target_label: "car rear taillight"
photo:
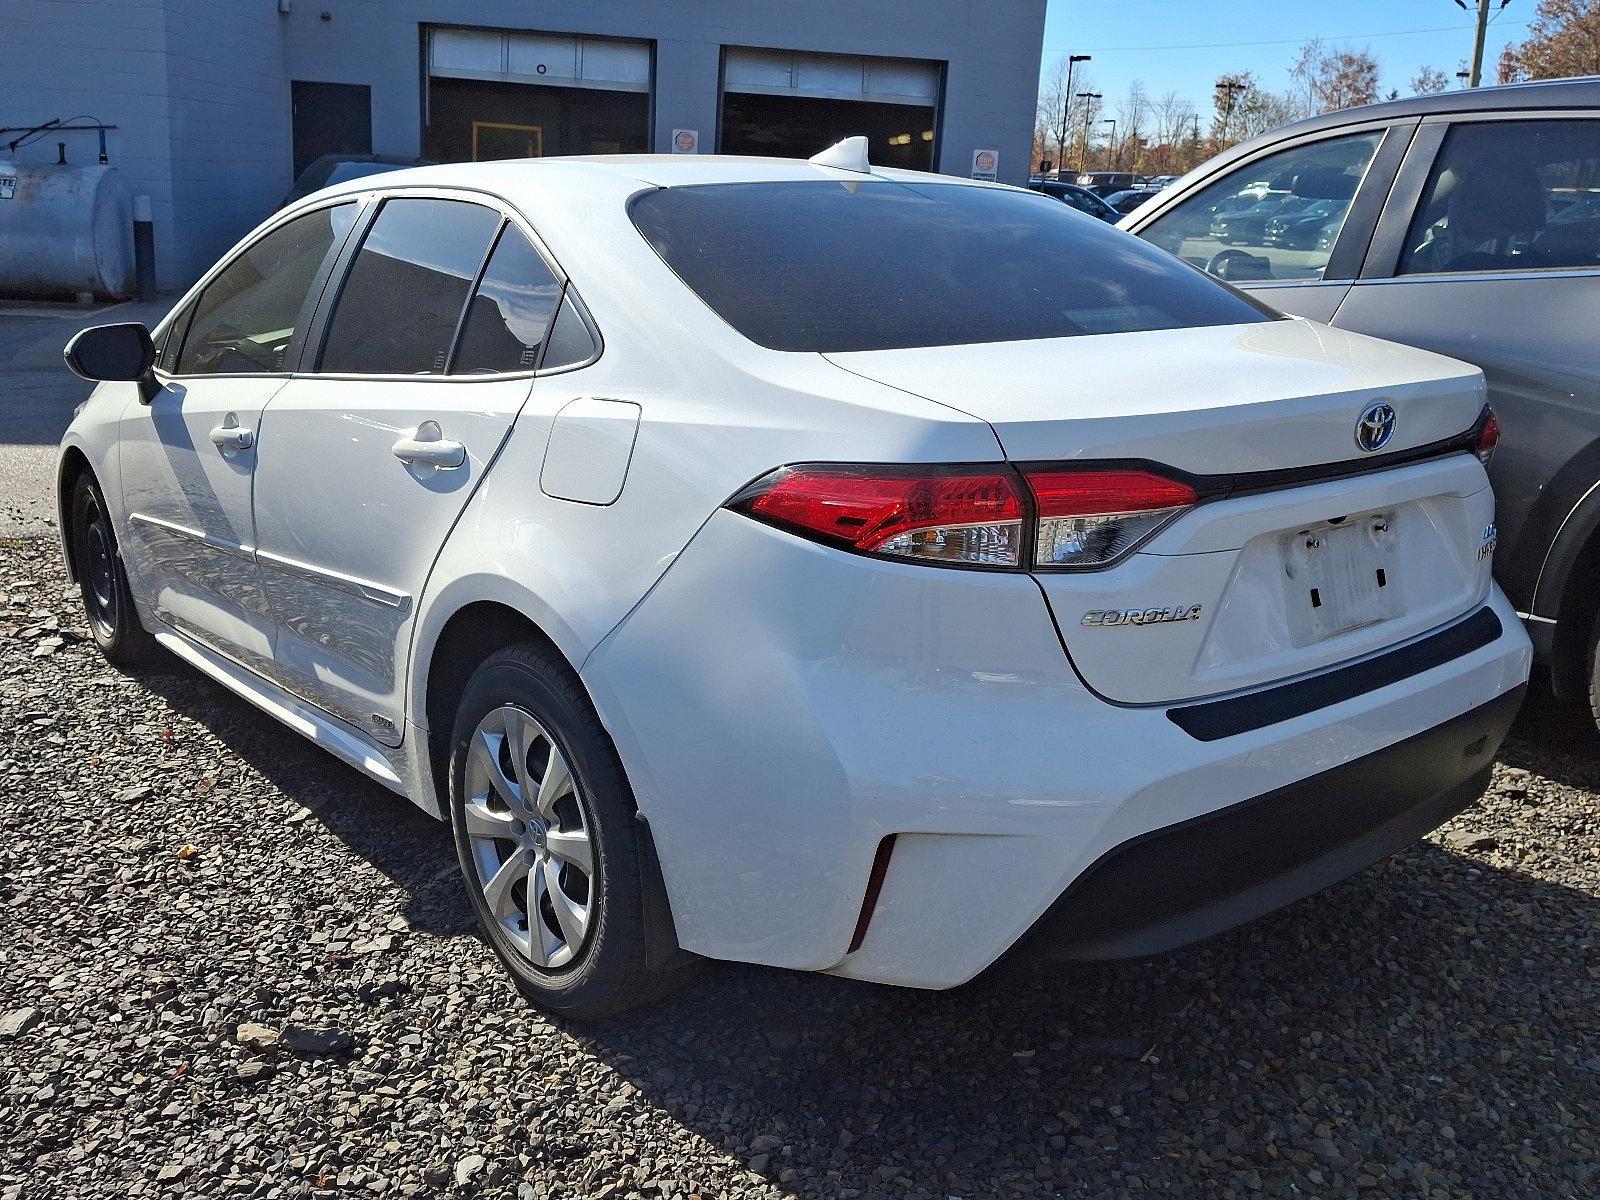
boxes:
[1476,409,1500,465]
[1024,468,1197,568]
[729,463,1198,570]
[729,464,1027,567]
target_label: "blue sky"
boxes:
[1039,0,1532,112]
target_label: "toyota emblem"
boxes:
[1355,401,1397,453]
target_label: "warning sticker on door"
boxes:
[0,176,16,200]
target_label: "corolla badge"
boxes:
[1082,604,1203,627]
[1355,401,1397,453]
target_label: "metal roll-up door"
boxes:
[720,47,942,170]
[424,27,652,161]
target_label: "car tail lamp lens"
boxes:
[1476,409,1501,465]
[731,465,1027,567]
[1025,469,1197,568]
[731,463,1198,570]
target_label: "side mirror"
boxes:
[64,323,159,402]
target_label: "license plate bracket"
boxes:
[1282,513,1403,646]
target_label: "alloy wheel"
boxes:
[462,705,595,969]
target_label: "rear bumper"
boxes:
[1010,684,1523,964]
[587,512,1532,990]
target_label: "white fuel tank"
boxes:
[0,162,134,298]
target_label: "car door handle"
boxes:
[392,423,466,470]
[209,423,254,451]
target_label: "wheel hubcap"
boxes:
[80,493,118,637]
[463,705,594,969]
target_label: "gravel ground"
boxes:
[1,535,1595,1200]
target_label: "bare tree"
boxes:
[1116,81,1150,172]
[1290,39,1381,114]
[1152,90,1197,174]
[1034,54,1071,174]
[1409,65,1452,95]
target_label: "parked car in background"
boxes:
[1263,199,1344,249]
[59,145,1528,1017]
[281,154,435,208]
[1103,187,1165,215]
[1211,194,1337,246]
[1027,179,1121,221]
[1121,78,1600,732]
[1075,170,1146,196]
[1145,174,1181,189]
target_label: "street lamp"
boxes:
[1055,54,1091,175]
[1102,118,1117,172]
[1075,91,1101,179]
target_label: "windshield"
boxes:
[630,180,1272,353]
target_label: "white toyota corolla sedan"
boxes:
[58,141,1531,1018]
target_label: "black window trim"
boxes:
[1359,108,1600,283]
[297,184,601,383]
[1122,116,1417,289]
[155,195,365,382]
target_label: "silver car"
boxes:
[1123,79,1600,732]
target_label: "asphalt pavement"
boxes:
[0,296,175,535]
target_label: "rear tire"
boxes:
[69,473,159,669]
[1585,606,1600,737]
[447,642,690,1020]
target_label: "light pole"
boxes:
[1055,54,1091,174]
[1102,118,1117,172]
[1075,91,1101,178]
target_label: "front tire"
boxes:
[447,643,686,1019]
[1586,607,1600,738]
[69,472,159,669]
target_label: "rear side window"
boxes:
[319,198,500,375]
[452,225,563,374]
[1399,119,1600,275]
[176,203,354,375]
[630,181,1270,352]
[540,293,598,370]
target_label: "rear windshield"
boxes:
[630,180,1272,352]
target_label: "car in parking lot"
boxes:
[1026,178,1120,221]
[1075,170,1146,196]
[1121,78,1600,734]
[1263,199,1344,249]
[1102,187,1165,215]
[58,142,1529,1018]
[280,153,434,208]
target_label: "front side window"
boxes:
[1137,131,1383,284]
[176,204,354,375]
[1399,120,1600,275]
[630,180,1271,353]
[451,225,563,374]
[319,198,501,375]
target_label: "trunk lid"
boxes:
[824,319,1484,472]
[826,319,1496,706]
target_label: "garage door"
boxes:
[425,27,652,161]
[720,47,942,170]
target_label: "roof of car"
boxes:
[1124,77,1600,223]
[1263,75,1600,139]
[309,154,1008,200]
